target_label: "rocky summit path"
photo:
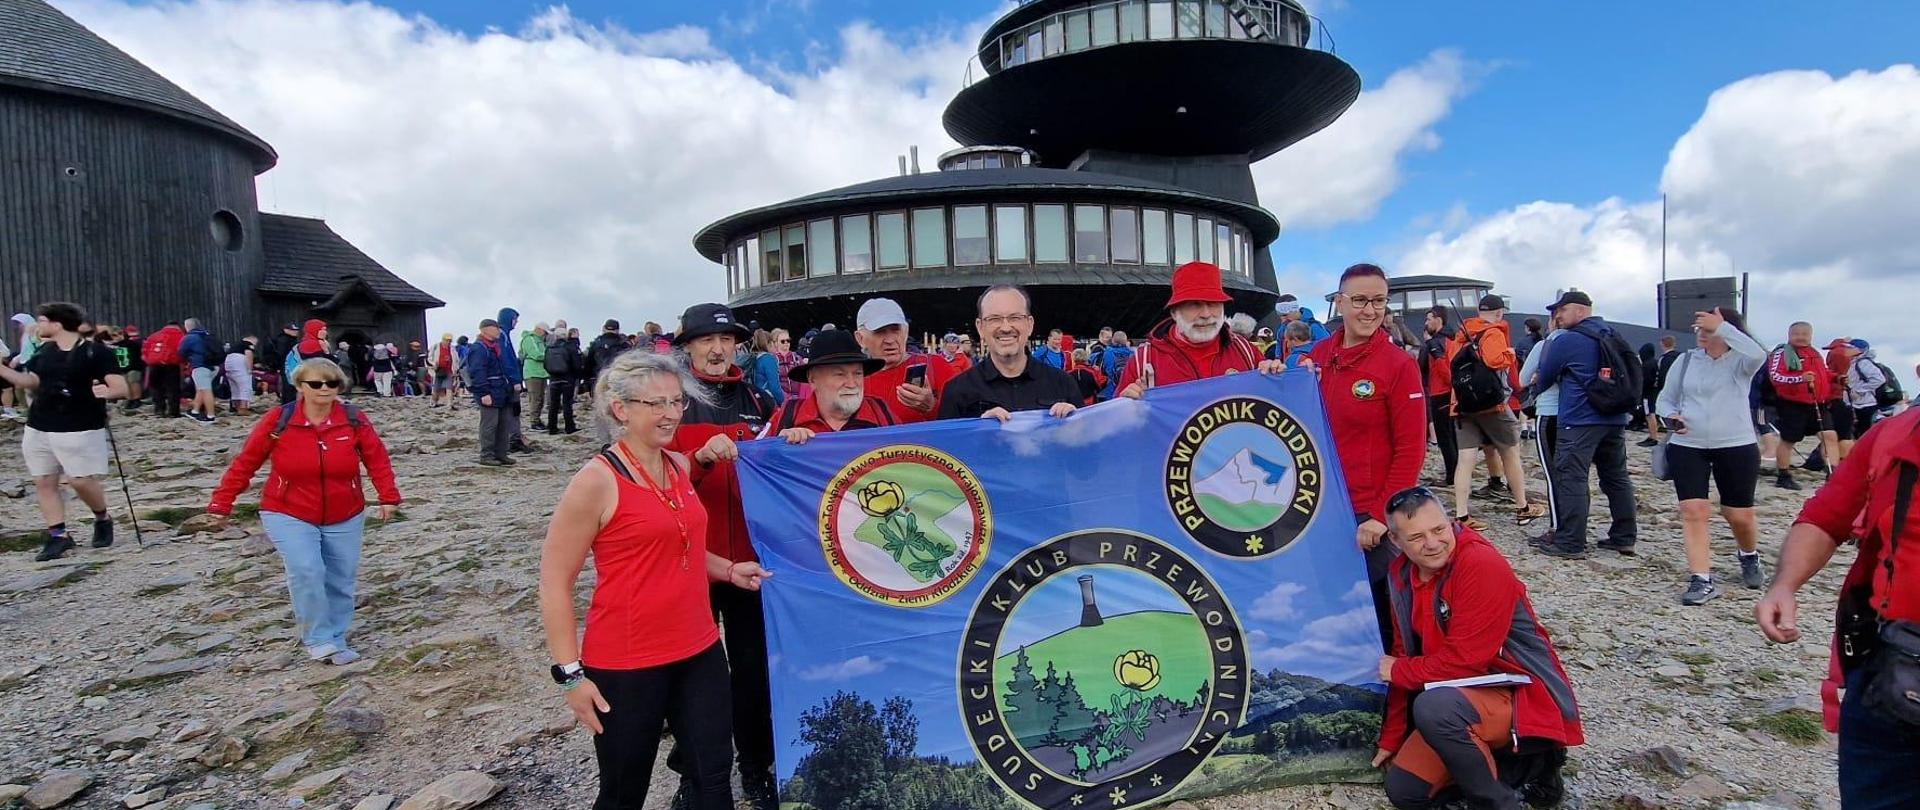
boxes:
[0,397,1844,809]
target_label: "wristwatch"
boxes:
[550,661,584,685]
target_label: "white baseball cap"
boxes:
[857,298,908,331]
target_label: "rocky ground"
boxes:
[0,396,1843,809]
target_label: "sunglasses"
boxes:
[1385,485,1439,514]
[300,379,344,390]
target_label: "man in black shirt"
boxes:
[938,285,1080,421]
[0,302,129,560]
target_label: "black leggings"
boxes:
[1666,443,1760,508]
[586,643,734,810]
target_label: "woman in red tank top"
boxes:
[538,350,770,810]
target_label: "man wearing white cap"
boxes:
[855,297,955,425]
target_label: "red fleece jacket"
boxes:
[1310,328,1427,525]
[207,403,401,525]
[1116,319,1259,393]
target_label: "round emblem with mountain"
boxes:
[820,445,990,608]
[1164,397,1325,558]
[959,531,1248,810]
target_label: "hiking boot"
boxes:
[477,457,505,467]
[1637,437,1660,448]
[35,535,74,562]
[531,421,546,431]
[1516,503,1548,526]
[1739,554,1767,589]
[496,454,517,466]
[1680,575,1719,606]
[1472,479,1508,499]
[510,440,534,454]
[1800,456,1828,473]
[1534,542,1587,560]
[1774,471,1801,491]
[1526,532,1553,548]
[1596,540,1637,556]
[91,519,113,549]
[741,768,778,810]
[1458,514,1489,532]
[1521,746,1568,808]
[189,412,215,425]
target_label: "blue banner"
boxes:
[738,372,1387,810]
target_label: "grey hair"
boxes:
[183,317,203,331]
[1385,486,1447,529]
[1284,320,1312,342]
[1229,313,1257,337]
[592,349,712,439]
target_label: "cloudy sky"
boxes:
[57,0,1920,382]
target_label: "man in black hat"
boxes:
[762,329,895,443]
[582,319,628,399]
[1532,290,1638,559]
[663,303,778,809]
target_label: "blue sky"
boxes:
[316,0,1920,281]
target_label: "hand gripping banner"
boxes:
[737,372,1387,810]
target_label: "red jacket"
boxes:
[1115,319,1260,393]
[1382,528,1584,753]
[1824,346,1851,403]
[1767,345,1832,404]
[867,355,956,425]
[1793,409,1920,728]
[294,319,329,359]
[760,393,897,437]
[668,368,771,564]
[141,325,184,366]
[207,403,402,525]
[1309,328,1427,526]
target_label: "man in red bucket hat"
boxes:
[1116,261,1282,398]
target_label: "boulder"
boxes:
[351,795,396,810]
[290,767,350,799]
[22,769,94,809]
[195,735,248,767]
[324,707,389,736]
[98,722,162,750]
[175,512,225,535]
[263,748,313,782]
[394,772,502,810]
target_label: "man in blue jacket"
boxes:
[1531,291,1637,558]
[495,307,531,452]
[178,317,221,424]
[465,318,515,466]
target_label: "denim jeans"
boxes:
[260,511,365,654]
[1840,663,1920,809]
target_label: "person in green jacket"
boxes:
[520,323,550,431]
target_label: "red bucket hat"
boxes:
[1166,261,1233,308]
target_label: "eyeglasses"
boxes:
[1344,295,1390,311]
[777,338,791,344]
[979,314,1032,328]
[300,379,344,390]
[626,397,687,411]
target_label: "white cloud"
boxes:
[797,654,889,682]
[1257,605,1381,684]
[57,0,1471,338]
[1250,581,1307,622]
[1253,50,1476,230]
[1395,65,1920,380]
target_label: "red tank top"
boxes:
[580,446,718,670]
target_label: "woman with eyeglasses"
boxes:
[205,358,401,665]
[539,349,771,809]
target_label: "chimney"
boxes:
[1078,575,1103,627]
[898,155,908,176]
[910,145,921,174]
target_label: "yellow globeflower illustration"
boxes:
[858,480,906,517]
[1113,649,1161,692]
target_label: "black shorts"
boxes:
[1667,443,1760,508]
[1774,401,1829,444]
[1853,406,1880,438]
[1828,400,1857,441]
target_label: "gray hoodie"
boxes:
[1655,323,1767,450]
[1845,351,1888,410]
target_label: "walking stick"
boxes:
[103,414,143,547]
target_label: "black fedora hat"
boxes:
[788,329,883,381]
[672,303,753,347]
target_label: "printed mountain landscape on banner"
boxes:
[739,374,1385,810]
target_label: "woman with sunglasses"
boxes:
[539,349,770,809]
[205,358,401,665]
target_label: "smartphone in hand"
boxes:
[906,364,928,387]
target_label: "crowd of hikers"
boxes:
[6,260,1916,809]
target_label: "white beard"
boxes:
[1174,313,1223,343]
[823,390,864,419]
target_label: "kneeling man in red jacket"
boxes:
[1375,486,1583,810]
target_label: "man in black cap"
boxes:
[582,318,628,399]
[664,303,778,809]
[1532,290,1638,559]
[762,329,895,442]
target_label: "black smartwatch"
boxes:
[550,661,584,685]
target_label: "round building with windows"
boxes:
[694,0,1360,335]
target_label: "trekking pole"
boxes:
[102,413,144,548]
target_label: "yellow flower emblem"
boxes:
[1113,649,1161,692]
[858,480,906,518]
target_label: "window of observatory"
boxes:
[1044,18,1064,56]
[211,210,245,252]
[1204,0,1228,38]
[1066,10,1091,52]
[1216,224,1232,273]
[877,213,908,270]
[994,205,1028,263]
[1196,218,1215,264]
[809,219,837,277]
[760,230,782,284]
[1111,208,1141,264]
[912,207,947,268]
[1148,0,1174,40]
[954,206,990,266]
[841,215,874,274]
[984,154,1004,169]
[1230,231,1243,275]
[1142,209,1169,265]
[1033,205,1069,263]
[1176,0,1203,37]
[745,237,761,287]
[1173,213,1195,264]
[1120,0,1146,42]
[784,224,807,280]
[1074,205,1108,264]
[1092,5,1118,47]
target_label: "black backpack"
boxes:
[1872,360,1905,408]
[1449,332,1509,414]
[543,342,574,377]
[1569,322,1643,416]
